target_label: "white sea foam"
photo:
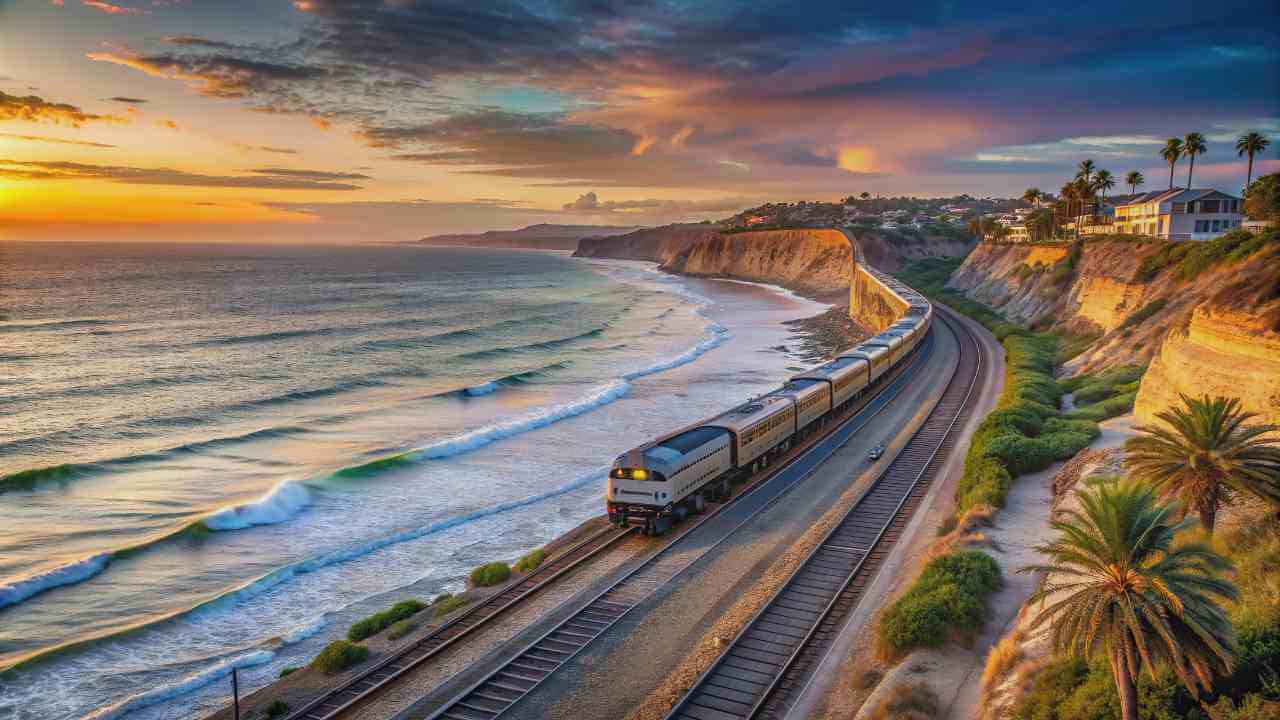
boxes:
[279,615,326,645]
[204,480,311,531]
[464,381,498,396]
[82,650,275,720]
[410,380,631,460]
[0,553,111,610]
[187,467,609,619]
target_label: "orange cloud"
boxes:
[81,0,150,15]
[0,91,121,127]
[155,118,178,129]
[309,117,332,131]
[837,146,877,174]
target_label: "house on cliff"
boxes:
[1112,188,1244,241]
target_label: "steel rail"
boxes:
[422,326,941,720]
[663,307,983,720]
[286,525,637,720]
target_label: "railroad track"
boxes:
[286,525,636,720]
[664,306,984,720]
[285,319,934,720]
[422,323,945,720]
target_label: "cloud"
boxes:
[560,191,752,216]
[233,143,299,154]
[155,118,178,129]
[0,132,114,148]
[80,0,149,15]
[106,96,147,104]
[246,167,370,180]
[88,51,326,99]
[0,91,121,126]
[0,160,365,190]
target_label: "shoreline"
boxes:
[194,282,857,720]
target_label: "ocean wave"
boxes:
[624,322,729,380]
[464,381,498,396]
[82,650,275,720]
[204,480,311,532]
[0,318,112,333]
[278,615,326,645]
[0,426,308,494]
[0,553,111,611]
[454,327,604,361]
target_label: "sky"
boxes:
[0,0,1277,242]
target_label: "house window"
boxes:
[1195,220,1208,233]
[1201,199,1220,213]
[1172,202,1186,214]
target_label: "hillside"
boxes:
[945,232,1280,425]
[420,223,640,251]
[572,223,719,262]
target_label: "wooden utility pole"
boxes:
[232,666,241,720]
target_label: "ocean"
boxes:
[0,241,826,720]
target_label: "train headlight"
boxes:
[632,468,648,480]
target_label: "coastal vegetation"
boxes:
[387,619,417,640]
[347,599,427,642]
[311,640,370,674]
[514,548,547,572]
[1125,394,1280,533]
[265,699,290,719]
[431,593,470,618]
[469,561,512,587]
[1137,228,1279,281]
[1022,481,1238,720]
[876,550,1002,659]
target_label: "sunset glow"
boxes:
[0,1,1276,241]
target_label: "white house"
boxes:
[1112,188,1244,241]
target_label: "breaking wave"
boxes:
[0,554,112,611]
[204,480,311,532]
[82,650,275,720]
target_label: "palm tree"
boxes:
[1161,138,1184,189]
[1076,159,1097,184]
[1022,481,1237,720]
[1060,182,1077,239]
[1126,170,1145,196]
[1126,394,1280,533]
[1184,132,1207,188]
[1236,131,1270,188]
[1023,187,1041,205]
[1073,177,1094,238]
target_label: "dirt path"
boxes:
[846,414,1138,720]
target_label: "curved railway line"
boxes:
[422,308,982,720]
[664,305,985,720]
[285,306,939,720]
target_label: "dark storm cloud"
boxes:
[372,109,634,162]
[0,160,364,189]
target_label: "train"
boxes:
[607,272,933,535]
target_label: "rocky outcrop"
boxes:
[1135,273,1280,427]
[850,267,910,333]
[572,224,719,263]
[660,229,854,299]
[947,238,1280,426]
[845,228,975,272]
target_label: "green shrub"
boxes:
[956,455,1012,510]
[1040,431,1096,460]
[347,599,428,641]
[986,435,1056,476]
[1014,263,1035,280]
[278,666,298,679]
[1010,656,1087,720]
[985,407,1045,436]
[469,561,512,587]
[311,640,369,674]
[1119,298,1169,330]
[514,548,547,572]
[266,700,290,720]
[432,595,470,618]
[877,551,1001,657]
[387,619,417,640]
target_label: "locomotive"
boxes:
[607,271,932,535]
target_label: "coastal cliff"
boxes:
[573,223,718,263]
[660,229,855,299]
[946,237,1280,425]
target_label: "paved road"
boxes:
[394,317,963,720]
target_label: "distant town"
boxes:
[724,131,1275,246]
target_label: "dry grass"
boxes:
[929,504,998,558]
[980,628,1026,699]
[866,681,940,720]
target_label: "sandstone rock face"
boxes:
[1135,299,1280,427]
[850,266,910,333]
[947,243,1068,324]
[660,229,855,297]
